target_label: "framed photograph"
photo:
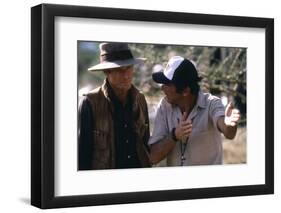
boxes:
[31,3,274,209]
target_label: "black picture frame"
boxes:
[31,3,274,209]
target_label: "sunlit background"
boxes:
[78,41,247,165]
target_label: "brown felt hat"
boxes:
[88,42,146,72]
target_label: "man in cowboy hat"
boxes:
[78,42,151,170]
[149,56,240,166]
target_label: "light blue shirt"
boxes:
[149,91,225,166]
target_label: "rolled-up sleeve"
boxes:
[78,97,93,170]
[209,98,225,132]
[148,99,169,145]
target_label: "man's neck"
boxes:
[178,94,197,115]
[111,87,129,105]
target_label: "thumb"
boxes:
[225,102,233,116]
[181,112,188,121]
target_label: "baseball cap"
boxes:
[152,56,201,88]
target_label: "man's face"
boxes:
[161,83,183,105]
[106,65,134,92]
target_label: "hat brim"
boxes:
[152,71,172,84]
[88,58,146,72]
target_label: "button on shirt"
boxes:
[148,91,225,166]
[110,88,141,169]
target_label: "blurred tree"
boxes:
[78,41,246,124]
[78,41,104,93]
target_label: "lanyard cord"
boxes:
[177,115,193,166]
[180,138,188,166]
[176,117,189,166]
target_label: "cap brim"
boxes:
[88,58,146,72]
[152,72,172,84]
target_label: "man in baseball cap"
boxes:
[149,56,240,166]
[78,42,151,170]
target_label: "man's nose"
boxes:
[123,70,131,78]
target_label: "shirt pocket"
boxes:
[191,124,209,134]
[92,129,111,167]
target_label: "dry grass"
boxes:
[223,127,246,164]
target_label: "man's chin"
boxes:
[119,84,131,91]
[165,96,172,103]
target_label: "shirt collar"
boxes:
[196,90,207,109]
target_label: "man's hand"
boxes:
[175,112,192,141]
[224,102,241,127]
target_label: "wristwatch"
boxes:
[171,128,178,142]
